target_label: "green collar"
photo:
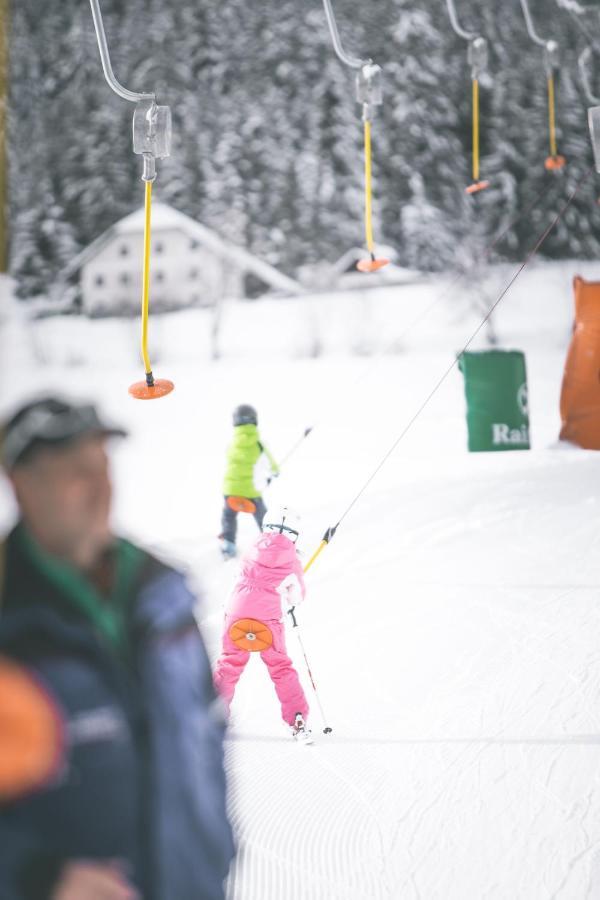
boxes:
[17,524,144,655]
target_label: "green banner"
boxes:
[458,350,530,452]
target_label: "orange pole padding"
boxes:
[559,276,600,449]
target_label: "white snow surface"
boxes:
[2,262,600,898]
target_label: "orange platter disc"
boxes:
[129,378,175,400]
[465,180,490,195]
[356,257,390,273]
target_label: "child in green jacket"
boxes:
[220,405,279,559]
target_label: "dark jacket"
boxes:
[0,525,235,900]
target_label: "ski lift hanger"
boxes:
[580,45,600,105]
[88,0,174,400]
[445,0,489,194]
[581,46,600,191]
[321,0,389,273]
[445,0,476,42]
[562,2,600,194]
[322,0,366,70]
[89,0,154,104]
[585,50,600,178]
[518,0,566,172]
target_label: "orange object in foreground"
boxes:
[0,659,64,800]
[128,378,175,400]
[559,276,600,449]
[229,618,274,652]
[356,257,390,273]
[227,496,257,514]
[465,180,490,195]
[545,155,566,172]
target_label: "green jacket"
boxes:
[223,424,278,498]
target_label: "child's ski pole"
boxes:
[265,428,312,488]
[278,426,313,468]
[287,606,333,734]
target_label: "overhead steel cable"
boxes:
[282,174,560,474]
[304,165,594,574]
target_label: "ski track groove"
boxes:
[387,657,599,900]
[308,744,391,895]
[225,739,387,899]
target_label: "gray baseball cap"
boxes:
[1,396,127,471]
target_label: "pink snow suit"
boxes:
[214,532,308,726]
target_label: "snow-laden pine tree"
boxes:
[8,0,600,299]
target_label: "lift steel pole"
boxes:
[0,0,9,273]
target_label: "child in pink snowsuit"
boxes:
[214,508,309,730]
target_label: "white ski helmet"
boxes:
[262,506,301,542]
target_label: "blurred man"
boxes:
[0,396,235,900]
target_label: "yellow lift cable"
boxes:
[141,179,153,376]
[548,74,558,159]
[304,538,329,575]
[128,165,174,399]
[465,40,489,194]
[472,78,480,182]
[303,525,338,575]
[363,118,374,256]
[544,66,565,170]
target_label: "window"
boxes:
[119,244,129,257]
[155,241,164,254]
[155,271,165,283]
[94,274,105,287]
[119,272,131,285]
[190,239,199,250]
[189,268,199,281]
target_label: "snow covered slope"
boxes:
[1,262,600,897]
[223,448,600,900]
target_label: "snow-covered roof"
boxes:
[116,203,192,235]
[59,202,302,295]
